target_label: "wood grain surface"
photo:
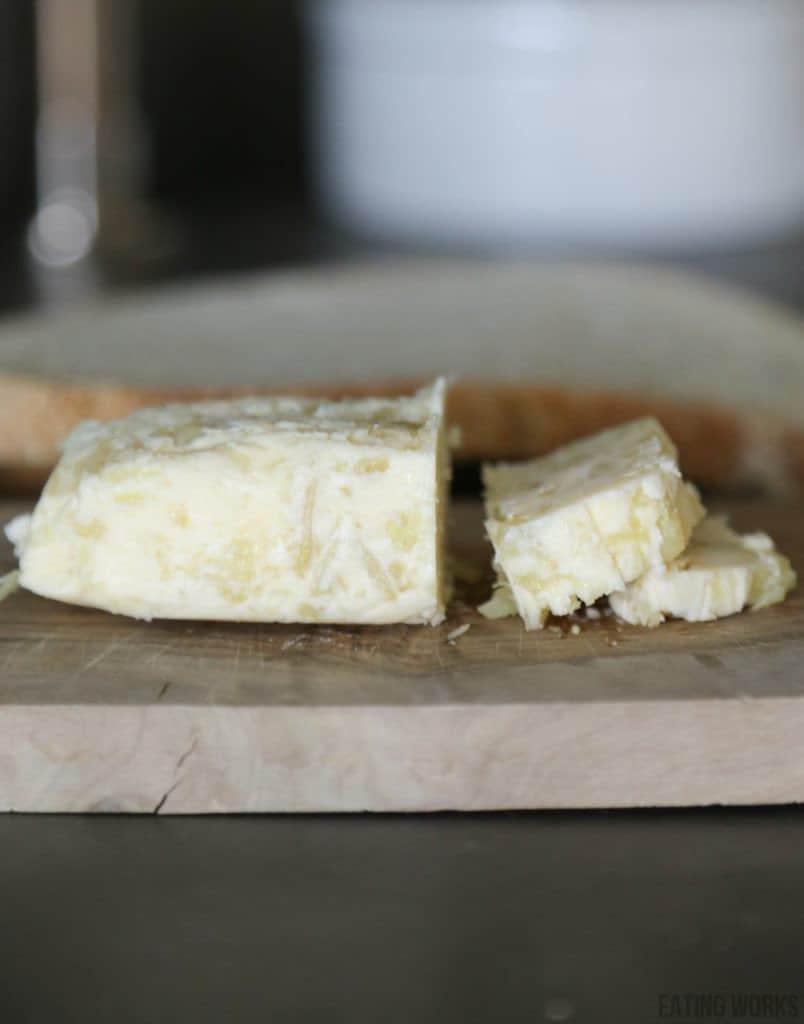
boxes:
[0,499,802,813]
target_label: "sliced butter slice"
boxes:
[609,516,797,626]
[6,381,448,625]
[481,418,705,630]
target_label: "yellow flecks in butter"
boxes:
[217,582,248,605]
[74,518,106,539]
[386,510,421,551]
[297,602,319,620]
[227,537,257,584]
[355,456,389,474]
[104,466,165,488]
[229,449,253,472]
[295,481,318,576]
[154,544,172,582]
[115,492,145,505]
[102,466,134,486]
[361,543,397,601]
[169,506,189,527]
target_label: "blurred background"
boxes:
[0,0,802,313]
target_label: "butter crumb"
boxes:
[478,584,517,619]
[0,570,19,603]
[446,623,471,644]
[570,624,581,636]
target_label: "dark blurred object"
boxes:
[29,0,99,274]
[22,0,310,295]
[0,1,36,226]
[0,0,802,315]
[0,1,36,310]
[138,0,307,206]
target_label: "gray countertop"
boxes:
[3,809,804,1023]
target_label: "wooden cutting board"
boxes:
[1,498,801,814]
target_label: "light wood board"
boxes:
[1,499,802,813]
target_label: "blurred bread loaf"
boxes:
[1,372,802,496]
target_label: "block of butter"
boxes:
[481,418,705,629]
[5,381,448,624]
[609,516,797,626]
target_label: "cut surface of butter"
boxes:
[7,382,448,624]
[481,418,705,629]
[609,516,797,626]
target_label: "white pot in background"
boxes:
[306,0,804,249]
